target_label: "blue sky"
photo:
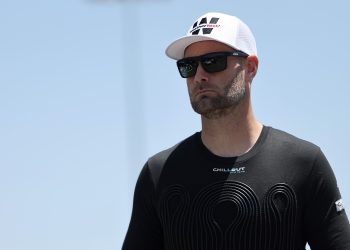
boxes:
[0,0,349,249]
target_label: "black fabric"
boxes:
[122,126,350,250]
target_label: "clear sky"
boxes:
[0,0,349,249]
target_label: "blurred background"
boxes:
[0,0,349,249]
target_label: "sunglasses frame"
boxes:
[176,51,249,78]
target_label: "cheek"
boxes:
[186,79,194,93]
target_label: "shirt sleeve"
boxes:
[122,164,164,250]
[303,149,350,250]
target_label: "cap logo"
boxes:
[190,17,220,35]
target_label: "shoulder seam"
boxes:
[147,143,180,190]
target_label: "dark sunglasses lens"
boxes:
[177,60,197,78]
[201,55,227,73]
[176,53,230,78]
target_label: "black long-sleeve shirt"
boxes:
[123,126,350,250]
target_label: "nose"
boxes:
[193,63,209,83]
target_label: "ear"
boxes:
[246,55,259,80]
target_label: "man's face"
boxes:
[184,41,247,119]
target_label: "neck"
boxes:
[200,101,263,157]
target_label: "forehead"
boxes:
[184,40,234,58]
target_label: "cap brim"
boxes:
[165,35,219,60]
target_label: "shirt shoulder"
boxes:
[266,127,322,161]
[268,127,320,150]
[146,133,199,189]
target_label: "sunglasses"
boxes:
[176,51,249,78]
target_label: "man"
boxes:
[122,12,350,250]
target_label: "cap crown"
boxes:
[166,12,257,60]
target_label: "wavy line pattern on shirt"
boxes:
[158,181,298,250]
[262,183,298,250]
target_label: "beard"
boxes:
[190,70,246,119]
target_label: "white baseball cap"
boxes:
[165,12,257,60]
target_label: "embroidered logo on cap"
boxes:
[190,17,220,35]
[335,199,345,213]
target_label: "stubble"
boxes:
[190,70,246,119]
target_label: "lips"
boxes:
[195,89,217,98]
